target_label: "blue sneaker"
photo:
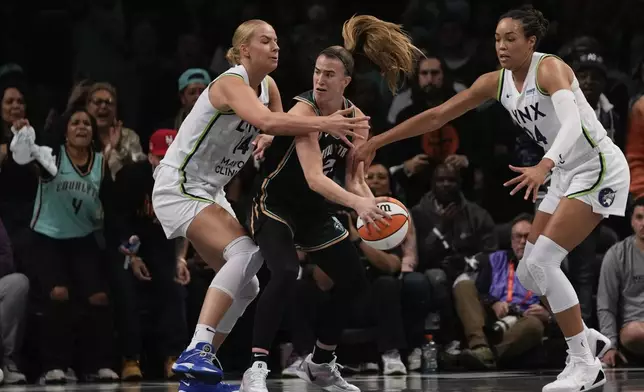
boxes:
[179,379,240,392]
[172,343,224,382]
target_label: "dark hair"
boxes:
[499,5,549,48]
[317,15,424,94]
[46,108,101,154]
[511,212,534,228]
[632,197,644,215]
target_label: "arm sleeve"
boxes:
[543,89,584,165]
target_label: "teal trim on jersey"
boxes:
[496,69,505,102]
[31,147,104,239]
[177,111,223,203]
[293,96,322,116]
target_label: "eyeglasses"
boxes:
[90,97,114,107]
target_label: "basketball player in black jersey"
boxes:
[239,17,421,392]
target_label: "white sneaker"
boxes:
[560,328,612,380]
[2,364,26,384]
[38,369,67,385]
[382,351,407,375]
[361,362,379,373]
[544,357,606,392]
[240,361,270,392]
[296,353,360,392]
[98,368,120,382]
[282,356,304,378]
[407,348,422,371]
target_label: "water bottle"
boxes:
[421,334,438,373]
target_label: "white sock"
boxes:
[188,324,217,350]
[565,330,594,364]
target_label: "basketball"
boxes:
[356,197,410,250]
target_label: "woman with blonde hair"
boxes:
[240,15,422,392]
[155,18,372,392]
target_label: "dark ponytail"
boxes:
[500,5,549,48]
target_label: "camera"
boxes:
[488,303,522,344]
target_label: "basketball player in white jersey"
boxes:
[151,19,372,392]
[352,5,629,392]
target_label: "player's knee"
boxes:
[50,286,69,302]
[620,322,644,348]
[88,292,109,306]
[516,259,543,296]
[239,276,260,301]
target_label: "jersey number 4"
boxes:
[522,125,548,145]
[72,198,83,215]
[233,135,253,155]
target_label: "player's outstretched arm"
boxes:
[352,71,499,166]
[212,75,369,142]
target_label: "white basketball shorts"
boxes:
[152,164,237,239]
[539,138,631,218]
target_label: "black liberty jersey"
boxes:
[253,90,354,215]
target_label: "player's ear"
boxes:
[528,35,537,51]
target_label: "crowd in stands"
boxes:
[0,0,644,385]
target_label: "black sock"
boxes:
[311,345,335,364]
[251,352,269,367]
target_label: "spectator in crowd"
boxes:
[19,109,121,384]
[383,53,474,207]
[571,52,624,146]
[112,128,190,380]
[405,163,497,350]
[451,213,549,370]
[0,217,28,384]
[158,69,211,131]
[0,79,38,245]
[627,91,644,200]
[597,197,644,367]
[364,162,432,371]
[85,82,144,178]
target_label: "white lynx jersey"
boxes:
[497,52,608,166]
[160,64,270,189]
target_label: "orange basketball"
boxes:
[356,197,410,250]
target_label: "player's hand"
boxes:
[252,134,273,160]
[131,257,151,281]
[353,196,391,234]
[492,301,509,318]
[175,258,191,285]
[503,159,552,202]
[323,108,369,148]
[352,139,377,173]
[602,348,628,368]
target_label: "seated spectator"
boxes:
[0,217,28,384]
[112,129,190,380]
[404,164,497,352]
[158,69,211,131]
[452,213,549,370]
[364,162,431,371]
[598,197,644,367]
[85,82,144,178]
[383,53,474,207]
[18,109,121,383]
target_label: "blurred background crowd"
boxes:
[1,0,644,385]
